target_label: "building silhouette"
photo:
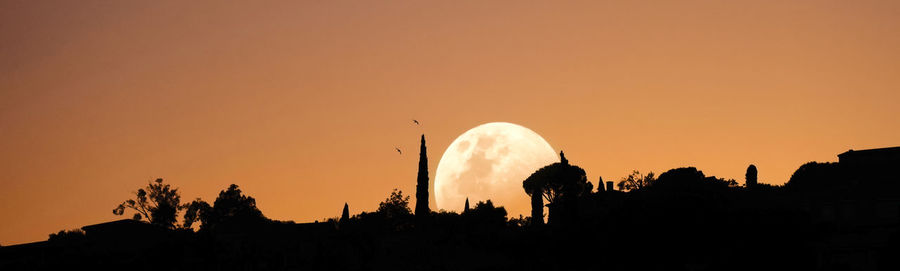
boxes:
[810,146,900,270]
[839,146,900,177]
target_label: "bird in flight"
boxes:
[395,147,402,154]
[412,119,419,125]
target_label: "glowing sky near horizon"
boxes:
[1,0,899,245]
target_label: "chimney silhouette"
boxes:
[415,134,431,217]
[606,181,614,192]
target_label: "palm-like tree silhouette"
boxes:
[523,151,590,225]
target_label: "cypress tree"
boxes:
[746,164,758,188]
[415,134,431,216]
[340,202,349,222]
[464,197,470,213]
[597,176,605,192]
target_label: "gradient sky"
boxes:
[2,0,899,245]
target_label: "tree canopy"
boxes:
[784,162,846,194]
[464,200,508,228]
[112,178,185,229]
[522,151,590,225]
[522,151,590,205]
[647,167,739,197]
[617,170,656,192]
[377,188,411,219]
[209,184,265,229]
[181,184,266,231]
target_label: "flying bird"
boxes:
[395,147,402,154]
[412,119,419,125]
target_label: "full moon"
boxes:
[435,122,558,218]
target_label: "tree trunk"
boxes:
[531,193,544,226]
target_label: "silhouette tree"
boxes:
[464,197,470,213]
[112,178,185,229]
[415,134,431,217]
[522,151,589,225]
[341,203,350,223]
[47,229,85,243]
[616,170,656,192]
[746,164,758,188]
[651,167,739,193]
[597,176,605,192]
[507,214,529,229]
[377,188,411,219]
[465,200,508,229]
[523,173,545,226]
[784,162,846,194]
[182,198,211,229]
[200,184,266,231]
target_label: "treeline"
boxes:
[106,179,267,232]
[8,156,900,270]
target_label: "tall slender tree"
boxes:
[464,197,470,213]
[415,134,431,217]
[341,203,350,223]
[597,176,605,192]
[746,164,758,188]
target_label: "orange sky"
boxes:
[1,0,899,245]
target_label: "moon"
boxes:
[434,122,558,218]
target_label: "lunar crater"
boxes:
[435,122,558,217]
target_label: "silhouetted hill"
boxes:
[2,146,899,270]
